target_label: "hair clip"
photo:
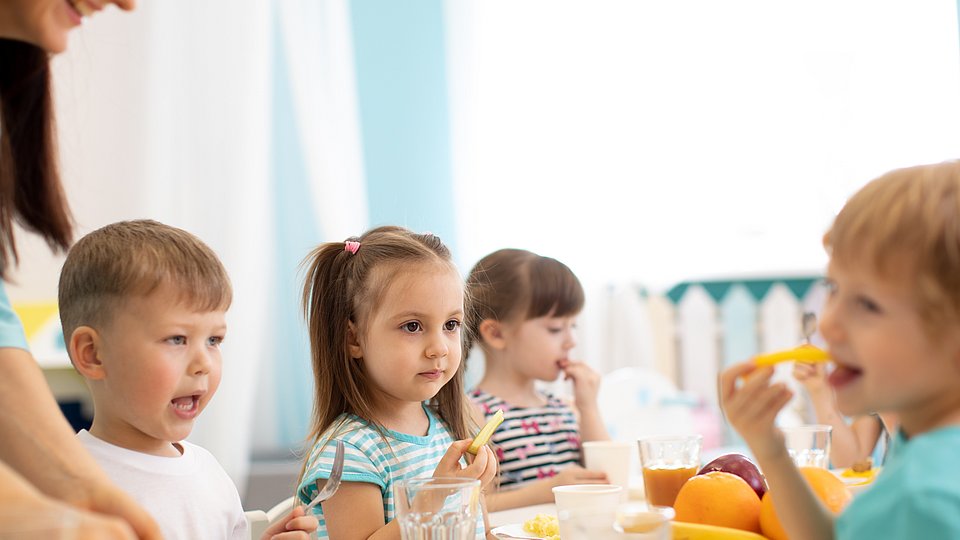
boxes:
[344,241,361,255]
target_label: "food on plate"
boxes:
[760,467,852,540]
[467,408,504,454]
[753,344,830,367]
[673,471,762,533]
[522,513,559,540]
[842,457,875,477]
[671,521,770,540]
[697,453,768,500]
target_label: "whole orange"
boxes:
[673,471,762,533]
[759,467,853,540]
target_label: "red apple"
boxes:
[698,453,767,500]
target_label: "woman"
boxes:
[1,1,160,538]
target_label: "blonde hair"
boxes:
[58,219,232,340]
[825,160,960,332]
[297,226,474,486]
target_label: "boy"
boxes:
[59,220,316,539]
[720,161,960,539]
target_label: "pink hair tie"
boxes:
[344,241,361,255]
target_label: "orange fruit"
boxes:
[673,471,762,533]
[759,467,853,540]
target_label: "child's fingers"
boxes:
[269,532,313,540]
[434,440,472,476]
[577,469,609,482]
[462,442,490,477]
[718,361,760,403]
[283,514,319,533]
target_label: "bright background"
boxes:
[7,0,960,505]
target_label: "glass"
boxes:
[393,477,480,540]
[552,484,623,540]
[638,435,702,507]
[615,502,675,540]
[781,424,832,468]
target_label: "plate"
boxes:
[830,467,881,496]
[491,524,543,539]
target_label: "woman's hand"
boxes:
[719,361,792,461]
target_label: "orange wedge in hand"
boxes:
[753,345,830,367]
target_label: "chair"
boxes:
[245,496,296,539]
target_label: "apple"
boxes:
[698,453,768,500]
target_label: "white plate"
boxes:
[491,524,543,539]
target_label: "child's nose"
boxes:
[190,348,213,375]
[425,334,449,359]
[818,300,843,345]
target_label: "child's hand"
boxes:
[433,439,498,491]
[550,464,608,488]
[557,359,601,410]
[792,361,828,395]
[260,505,318,540]
[719,361,792,461]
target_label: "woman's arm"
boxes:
[0,347,161,539]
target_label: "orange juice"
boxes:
[642,466,697,507]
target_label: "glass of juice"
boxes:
[638,435,702,507]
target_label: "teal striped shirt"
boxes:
[0,282,28,350]
[298,404,482,538]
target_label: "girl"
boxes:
[296,226,497,539]
[464,248,609,511]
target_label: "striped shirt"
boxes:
[469,389,582,489]
[298,404,482,538]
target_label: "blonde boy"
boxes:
[721,161,960,539]
[59,220,316,539]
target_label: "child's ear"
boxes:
[346,321,363,359]
[69,326,106,380]
[478,319,507,350]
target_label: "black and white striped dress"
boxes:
[469,389,582,489]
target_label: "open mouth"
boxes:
[828,362,863,388]
[170,394,201,416]
[66,0,94,17]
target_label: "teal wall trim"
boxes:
[270,17,321,448]
[348,0,458,248]
[667,277,821,304]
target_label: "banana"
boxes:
[754,345,830,367]
[467,409,504,454]
[672,521,770,540]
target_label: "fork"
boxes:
[303,440,345,513]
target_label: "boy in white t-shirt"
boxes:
[58,219,317,540]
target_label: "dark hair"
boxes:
[0,39,73,278]
[297,226,474,488]
[464,248,585,355]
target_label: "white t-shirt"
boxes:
[77,430,248,540]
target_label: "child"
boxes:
[58,220,317,540]
[295,226,497,539]
[464,248,609,511]
[721,161,960,539]
[793,362,898,468]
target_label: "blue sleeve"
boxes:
[0,281,29,351]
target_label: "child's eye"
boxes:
[856,295,881,313]
[207,336,224,347]
[166,336,186,346]
[402,321,423,333]
[548,327,563,334]
[444,319,461,332]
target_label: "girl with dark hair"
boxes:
[0,2,160,538]
[464,248,610,510]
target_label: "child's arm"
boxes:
[557,359,610,441]
[322,481,402,540]
[794,363,881,468]
[483,465,608,511]
[721,361,835,540]
[260,506,318,540]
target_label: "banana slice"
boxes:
[467,409,504,455]
[754,344,830,367]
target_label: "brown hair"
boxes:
[297,226,474,484]
[58,219,232,340]
[0,40,73,278]
[464,248,585,356]
[824,160,960,332]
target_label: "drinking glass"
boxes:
[638,435,702,507]
[781,424,832,468]
[393,477,480,540]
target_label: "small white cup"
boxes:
[582,440,633,500]
[553,484,623,540]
